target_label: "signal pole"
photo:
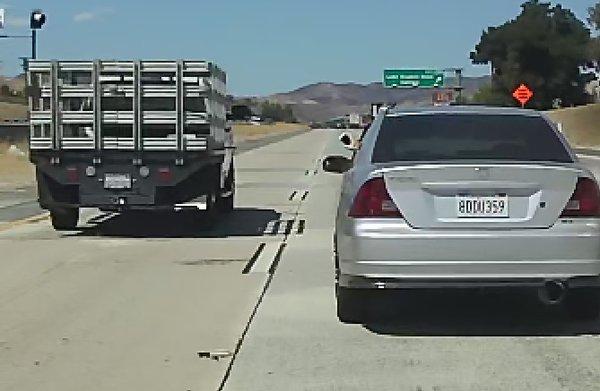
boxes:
[443,67,464,103]
[0,9,45,72]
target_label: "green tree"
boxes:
[260,101,297,122]
[590,2,600,29]
[471,85,513,106]
[470,0,594,109]
[0,85,10,97]
[589,2,600,63]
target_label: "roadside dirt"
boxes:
[0,142,35,190]
[547,104,600,149]
[232,123,307,143]
[0,102,27,122]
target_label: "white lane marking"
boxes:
[579,154,600,161]
[248,241,281,274]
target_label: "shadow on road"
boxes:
[362,289,600,337]
[67,207,281,238]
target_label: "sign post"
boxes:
[384,69,444,89]
[512,84,534,108]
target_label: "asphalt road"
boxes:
[2,130,600,390]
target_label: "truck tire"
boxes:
[336,284,367,324]
[219,162,235,213]
[565,288,600,320]
[50,207,79,230]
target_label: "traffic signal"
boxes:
[30,9,46,29]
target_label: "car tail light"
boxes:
[561,177,600,217]
[349,177,402,218]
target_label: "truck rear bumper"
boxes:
[33,152,221,210]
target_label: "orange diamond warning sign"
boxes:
[512,84,534,107]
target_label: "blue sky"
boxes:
[0,0,596,95]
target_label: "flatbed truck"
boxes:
[28,60,234,230]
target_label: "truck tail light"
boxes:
[158,167,172,182]
[349,177,402,218]
[66,167,79,182]
[561,177,600,217]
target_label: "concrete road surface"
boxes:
[2,130,600,391]
[222,136,600,391]
[0,130,320,391]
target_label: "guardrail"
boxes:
[575,148,600,157]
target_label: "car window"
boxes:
[371,114,573,163]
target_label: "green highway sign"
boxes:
[384,69,444,88]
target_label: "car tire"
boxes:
[565,288,600,320]
[50,207,79,230]
[336,284,368,324]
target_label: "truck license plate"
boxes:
[456,196,508,218]
[104,173,131,189]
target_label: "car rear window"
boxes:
[371,114,573,163]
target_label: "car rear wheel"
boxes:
[50,207,79,230]
[336,285,368,324]
[565,288,600,320]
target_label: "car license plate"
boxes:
[456,196,508,218]
[104,173,131,189]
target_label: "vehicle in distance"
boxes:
[27,60,234,230]
[323,106,600,323]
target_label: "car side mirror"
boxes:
[339,132,358,150]
[322,155,353,173]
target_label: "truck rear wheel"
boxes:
[219,162,235,213]
[50,207,79,230]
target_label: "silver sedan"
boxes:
[323,106,600,323]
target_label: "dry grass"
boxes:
[0,102,28,122]
[0,142,35,189]
[547,104,600,148]
[232,122,307,142]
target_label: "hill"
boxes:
[265,76,491,122]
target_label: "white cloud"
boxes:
[73,11,94,23]
[6,16,28,28]
[0,5,28,28]
[73,7,114,23]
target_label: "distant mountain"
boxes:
[265,76,491,122]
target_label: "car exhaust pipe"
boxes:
[537,280,567,305]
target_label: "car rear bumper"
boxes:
[337,218,600,286]
[338,275,600,289]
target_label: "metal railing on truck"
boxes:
[28,60,227,152]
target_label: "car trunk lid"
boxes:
[381,163,580,229]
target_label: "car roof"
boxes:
[385,105,542,117]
